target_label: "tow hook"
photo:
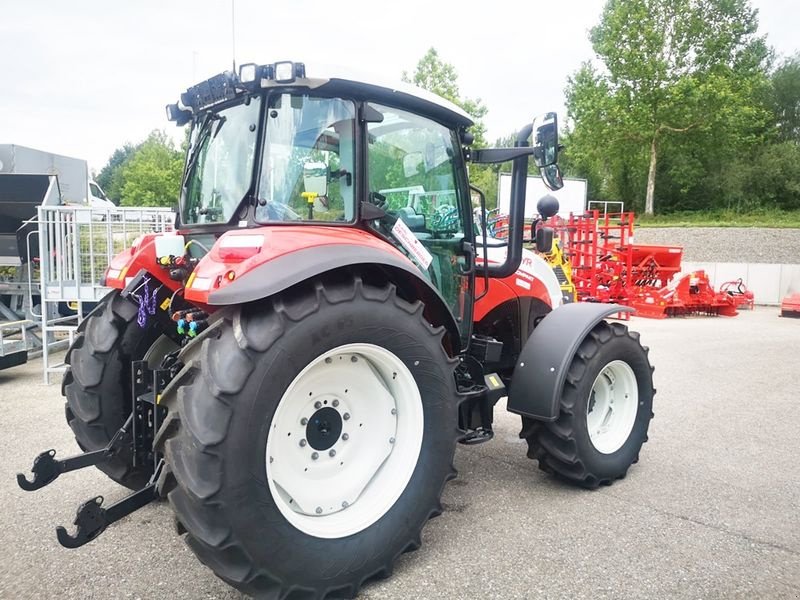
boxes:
[16,361,171,548]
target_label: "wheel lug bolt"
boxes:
[391,408,397,415]
[343,413,350,420]
[342,501,349,508]
[301,417,308,426]
[351,356,358,362]
[389,437,395,444]
[316,507,323,514]
[342,433,349,441]
[332,399,339,407]
[329,449,336,457]
[325,357,332,364]
[299,439,307,447]
[312,452,319,460]
[314,401,322,409]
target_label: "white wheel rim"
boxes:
[265,343,424,539]
[586,360,638,454]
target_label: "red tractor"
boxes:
[18,62,654,598]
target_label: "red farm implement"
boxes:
[781,292,800,318]
[550,211,742,318]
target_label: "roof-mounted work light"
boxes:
[165,103,192,126]
[272,61,306,84]
[238,62,259,84]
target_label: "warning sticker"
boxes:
[391,218,433,270]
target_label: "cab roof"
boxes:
[175,61,474,131]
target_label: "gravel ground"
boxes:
[633,227,800,264]
[2,307,799,599]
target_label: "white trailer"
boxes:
[497,174,587,218]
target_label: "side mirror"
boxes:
[532,112,558,168]
[540,164,564,191]
[535,226,554,254]
[303,161,328,197]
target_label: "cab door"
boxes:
[365,104,474,345]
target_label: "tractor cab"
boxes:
[160,61,562,348]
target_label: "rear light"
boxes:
[218,234,264,261]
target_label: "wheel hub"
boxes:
[306,407,342,451]
[586,360,638,454]
[265,344,424,539]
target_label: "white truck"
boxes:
[0,144,113,209]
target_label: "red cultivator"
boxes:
[630,270,738,318]
[549,211,745,318]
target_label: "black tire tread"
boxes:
[155,277,458,599]
[522,321,655,489]
[63,291,157,489]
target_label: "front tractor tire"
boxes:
[521,320,654,488]
[156,277,459,598]
[63,290,162,489]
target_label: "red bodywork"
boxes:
[106,226,415,307]
[106,226,556,327]
[473,255,554,322]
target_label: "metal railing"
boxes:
[34,205,174,383]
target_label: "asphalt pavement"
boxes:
[1,307,799,599]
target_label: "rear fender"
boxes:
[507,303,633,421]
[205,243,461,353]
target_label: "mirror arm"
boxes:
[471,146,535,164]
[473,124,534,279]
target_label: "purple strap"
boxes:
[137,278,158,328]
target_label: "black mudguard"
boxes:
[206,243,462,352]
[507,303,634,421]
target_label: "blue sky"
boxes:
[1,0,797,172]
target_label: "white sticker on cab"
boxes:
[391,218,433,270]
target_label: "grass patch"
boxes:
[635,209,800,228]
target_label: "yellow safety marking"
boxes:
[156,394,162,405]
[119,265,129,280]
[186,271,197,288]
[488,374,500,388]
[160,297,171,311]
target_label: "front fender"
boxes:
[507,303,633,421]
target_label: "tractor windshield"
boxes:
[182,96,261,225]
[255,94,356,223]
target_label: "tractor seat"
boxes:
[397,206,426,232]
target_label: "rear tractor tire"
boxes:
[520,320,654,488]
[63,290,163,490]
[155,277,459,599]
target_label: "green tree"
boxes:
[95,143,136,203]
[566,0,772,214]
[119,130,184,207]
[771,53,800,142]
[403,48,489,147]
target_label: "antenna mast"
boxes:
[231,0,237,73]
